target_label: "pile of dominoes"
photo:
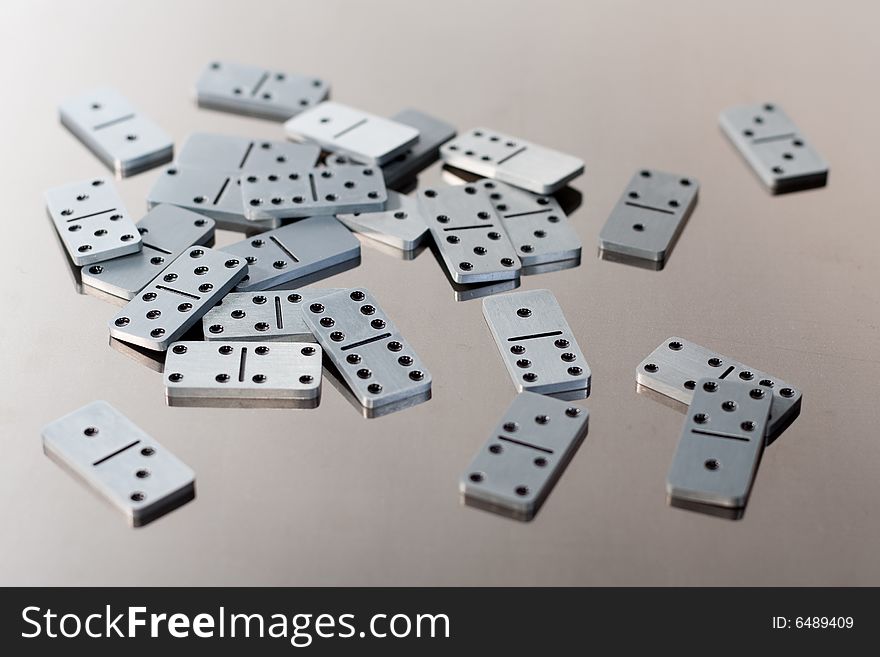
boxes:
[42,61,825,526]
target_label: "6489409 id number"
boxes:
[772,617,854,629]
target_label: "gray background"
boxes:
[3,0,878,585]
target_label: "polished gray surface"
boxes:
[3,0,880,585]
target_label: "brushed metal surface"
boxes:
[284,101,420,165]
[337,190,428,252]
[241,164,387,221]
[222,216,360,291]
[667,378,772,509]
[302,288,431,410]
[82,204,215,300]
[195,60,329,121]
[59,88,173,177]
[108,247,248,350]
[719,102,828,193]
[202,289,345,342]
[440,127,584,194]
[45,177,142,266]
[41,401,195,527]
[419,183,521,283]
[7,0,880,587]
[636,337,801,440]
[177,132,321,172]
[164,341,322,407]
[598,169,699,266]
[146,165,280,232]
[460,392,589,521]
[475,179,582,266]
[483,289,590,395]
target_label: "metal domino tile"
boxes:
[202,288,345,341]
[147,166,281,232]
[598,169,699,266]
[382,109,457,189]
[418,184,521,284]
[719,102,828,193]
[41,400,195,527]
[636,337,802,440]
[59,88,173,177]
[82,205,215,300]
[475,179,581,266]
[459,392,589,521]
[302,289,431,410]
[241,164,387,221]
[108,247,248,351]
[177,133,321,172]
[440,127,584,194]
[164,341,322,407]
[483,289,590,395]
[284,101,420,165]
[45,177,142,266]
[195,60,329,121]
[667,378,773,508]
[222,216,360,292]
[337,190,429,252]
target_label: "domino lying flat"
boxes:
[636,337,802,440]
[222,217,360,292]
[667,378,772,509]
[460,391,589,521]
[82,204,215,300]
[164,341,322,408]
[59,88,173,177]
[147,166,281,232]
[165,133,321,232]
[42,401,195,527]
[45,178,142,266]
[441,127,584,194]
[109,247,248,351]
[418,184,521,284]
[483,289,590,396]
[195,60,330,121]
[325,108,457,189]
[284,101,420,165]
[202,289,345,341]
[177,132,321,172]
[240,164,387,221]
[719,102,828,194]
[598,169,699,269]
[302,289,431,411]
[475,179,581,267]
[337,190,429,252]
